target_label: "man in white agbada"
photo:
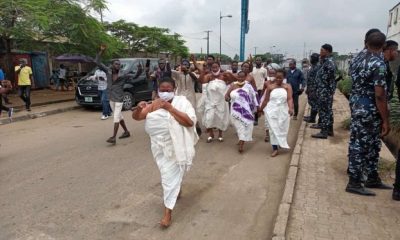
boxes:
[260,69,294,157]
[196,61,238,142]
[132,77,198,228]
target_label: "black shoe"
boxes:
[346,182,376,196]
[393,188,400,201]
[119,131,131,139]
[365,179,393,189]
[310,124,321,129]
[305,118,316,123]
[328,131,334,137]
[303,116,311,121]
[106,137,116,144]
[311,132,328,139]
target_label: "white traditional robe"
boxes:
[264,88,290,149]
[230,83,258,141]
[172,70,197,110]
[145,96,198,209]
[203,79,230,131]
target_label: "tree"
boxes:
[233,54,239,61]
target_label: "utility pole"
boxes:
[254,47,257,56]
[204,30,212,56]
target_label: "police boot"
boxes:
[346,178,376,196]
[310,123,321,129]
[328,126,334,137]
[311,131,328,139]
[304,110,317,123]
[365,175,393,189]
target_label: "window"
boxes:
[389,12,393,27]
[395,8,398,24]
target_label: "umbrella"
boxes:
[55,54,94,63]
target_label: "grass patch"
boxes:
[378,157,396,181]
[337,77,352,98]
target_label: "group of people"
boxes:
[0,58,34,121]
[342,29,400,202]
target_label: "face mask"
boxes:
[268,77,276,81]
[212,69,220,76]
[158,91,174,101]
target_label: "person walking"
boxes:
[148,58,172,100]
[0,80,13,120]
[94,45,131,144]
[286,60,305,120]
[311,44,336,139]
[15,58,33,111]
[95,69,111,120]
[251,57,268,125]
[132,77,198,227]
[260,69,294,157]
[303,53,321,124]
[225,72,258,153]
[0,64,11,105]
[58,64,67,91]
[346,32,392,196]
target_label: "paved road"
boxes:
[0,99,305,240]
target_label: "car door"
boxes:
[125,59,152,101]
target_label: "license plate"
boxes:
[84,97,93,102]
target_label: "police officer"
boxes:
[346,32,392,196]
[311,44,336,139]
[286,60,305,120]
[304,53,320,124]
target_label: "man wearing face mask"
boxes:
[171,57,201,135]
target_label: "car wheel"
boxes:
[122,92,134,111]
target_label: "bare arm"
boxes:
[286,84,294,115]
[260,88,271,110]
[225,84,235,101]
[222,71,239,84]
[132,101,151,121]
[94,51,110,73]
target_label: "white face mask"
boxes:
[212,69,221,76]
[268,77,276,81]
[158,91,174,101]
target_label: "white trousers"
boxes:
[110,101,124,123]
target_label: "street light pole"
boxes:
[219,11,232,58]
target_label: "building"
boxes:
[387,2,400,43]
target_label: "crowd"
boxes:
[2,29,400,228]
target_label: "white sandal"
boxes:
[218,137,224,142]
[207,137,213,143]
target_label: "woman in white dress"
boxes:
[259,69,294,157]
[197,62,238,142]
[132,77,198,228]
[225,73,259,153]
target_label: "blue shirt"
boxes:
[0,69,5,81]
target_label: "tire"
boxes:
[122,92,134,111]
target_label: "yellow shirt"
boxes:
[15,66,33,86]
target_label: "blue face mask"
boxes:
[158,91,174,101]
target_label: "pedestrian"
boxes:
[94,45,131,144]
[311,44,336,139]
[0,64,11,105]
[346,31,392,196]
[15,58,33,111]
[261,67,278,142]
[260,69,294,157]
[383,40,398,100]
[148,58,172,100]
[197,62,238,142]
[286,60,305,120]
[132,77,198,227]
[225,71,259,153]
[204,55,215,73]
[0,80,13,120]
[227,60,239,74]
[303,53,321,124]
[251,57,268,125]
[58,64,67,91]
[95,69,111,120]
[171,57,202,135]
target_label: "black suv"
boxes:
[75,58,159,110]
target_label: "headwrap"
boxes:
[181,59,190,66]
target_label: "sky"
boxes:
[101,0,399,59]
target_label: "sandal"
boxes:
[218,137,224,142]
[207,137,213,143]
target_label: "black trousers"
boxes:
[395,150,400,189]
[0,94,10,113]
[292,93,299,116]
[18,85,31,108]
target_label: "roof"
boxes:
[389,2,400,12]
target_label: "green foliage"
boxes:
[105,20,188,58]
[193,53,232,63]
[337,77,352,97]
[389,88,400,129]
[233,54,239,61]
[253,52,284,64]
[341,117,351,130]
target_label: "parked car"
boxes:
[75,58,159,110]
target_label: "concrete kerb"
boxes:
[0,105,81,125]
[272,104,309,240]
